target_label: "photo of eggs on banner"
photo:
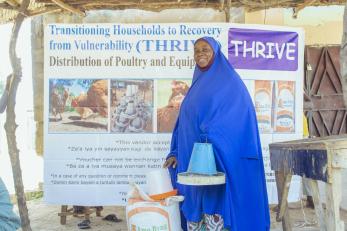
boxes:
[110,79,153,133]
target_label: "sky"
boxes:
[0,19,43,194]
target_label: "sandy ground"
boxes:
[48,111,108,133]
[17,199,347,231]
[21,200,127,231]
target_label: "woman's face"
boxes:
[194,40,214,68]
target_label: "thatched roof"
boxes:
[0,0,345,23]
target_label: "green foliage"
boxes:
[10,190,44,204]
[26,190,44,201]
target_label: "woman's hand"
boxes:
[163,156,177,168]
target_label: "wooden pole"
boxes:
[51,0,86,17]
[4,0,32,230]
[224,0,231,22]
[341,0,347,107]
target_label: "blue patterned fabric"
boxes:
[0,178,21,231]
[168,37,270,231]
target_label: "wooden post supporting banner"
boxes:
[4,0,32,230]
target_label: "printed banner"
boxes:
[228,28,298,71]
[44,23,304,205]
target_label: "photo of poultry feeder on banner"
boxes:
[110,79,153,133]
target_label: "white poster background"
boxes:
[44,23,304,205]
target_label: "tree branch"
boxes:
[5,0,32,231]
[27,7,61,17]
[0,2,19,11]
[5,0,20,7]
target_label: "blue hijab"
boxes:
[0,178,21,230]
[168,37,270,231]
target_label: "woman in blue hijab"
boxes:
[164,37,270,231]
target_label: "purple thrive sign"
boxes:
[228,28,298,71]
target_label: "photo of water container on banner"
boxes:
[274,81,295,133]
[254,80,274,133]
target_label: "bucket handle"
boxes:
[199,134,209,143]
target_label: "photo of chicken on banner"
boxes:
[157,80,190,133]
[110,79,153,133]
[48,79,108,133]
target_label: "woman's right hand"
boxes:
[163,156,177,168]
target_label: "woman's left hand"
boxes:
[163,156,177,169]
